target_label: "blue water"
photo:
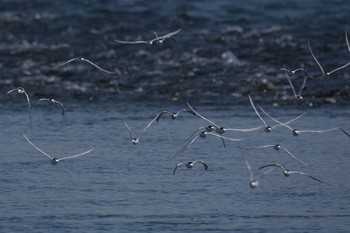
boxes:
[0,0,350,105]
[1,101,350,232]
[1,0,350,232]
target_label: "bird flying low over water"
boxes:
[173,161,208,175]
[115,28,182,45]
[170,131,243,160]
[259,163,323,183]
[38,98,65,116]
[7,87,32,128]
[308,41,350,78]
[239,144,309,167]
[122,120,141,145]
[143,108,196,132]
[47,57,119,75]
[244,158,275,189]
[248,94,304,133]
[23,134,94,165]
[280,66,308,99]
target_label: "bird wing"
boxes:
[169,135,200,160]
[258,106,294,130]
[340,128,350,138]
[327,62,350,76]
[244,158,254,181]
[239,144,274,149]
[289,171,324,183]
[47,58,80,69]
[115,39,149,44]
[280,146,309,167]
[143,113,162,132]
[346,31,350,53]
[159,28,182,39]
[173,163,184,175]
[156,111,172,122]
[308,41,326,75]
[186,101,220,128]
[205,132,244,142]
[224,125,262,132]
[194,161,208,170]
[259,163,285,171]
[122,120,134,138]
[178,108,197,117]
[80,58,118,75]
[58,148,94,161]
[23,134,53,160]
[53,100,65,116]
[248,94,268,128]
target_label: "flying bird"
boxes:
[23,134,94,165]
[115,28,182,45]
[47,57,119,75]
[259,163,323,183]
[38,98,65,116]
[143,108,196,132]
[7,87,32,128]
[308,41,350,78]
[173,161,208,175]
[122,120,141,145]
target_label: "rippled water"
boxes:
[1,1,350,232]
[0,0,350,105]
[1,100,350,232]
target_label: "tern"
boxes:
[240,144,309,166]
[259,163,323,183]
[170,131,243,160]
[248,94,304,132]
[7,87,32,128]
[115,28,182,45]
[38,98,65,116]
[23,134,94,165]
[259,106,340,136]
[186,101,227,147]
[244,158,275,189]
[143,108,196,132]
[308,41,350,78]
[281,66,308,99]
[122,120,140,145]
[48,57,118,75]
[173,161,208,175]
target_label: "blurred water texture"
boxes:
[1,1,350,232]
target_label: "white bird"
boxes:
[122,120,140,145]
[244,158,275,189]
[259,163,323,183]
[38,98,65,116]
[173,161,208,175]
[280,67,308,77]
[23,134,94,165]
[186,101,227,147]
[7,87,32,128]
[47,57,118,75]
[115,28,182,45]
[143,108,196,132]
[346,31,350,53]
[259,106,340,137]
[240,144,309,167]
[308,41,350,78]
[281,66,308,99]
[248,94,304,132]
[170,131,243,160]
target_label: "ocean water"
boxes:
[1,101,350,233]
[1,0,350,232]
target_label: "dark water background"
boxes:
[1,1,350,232]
